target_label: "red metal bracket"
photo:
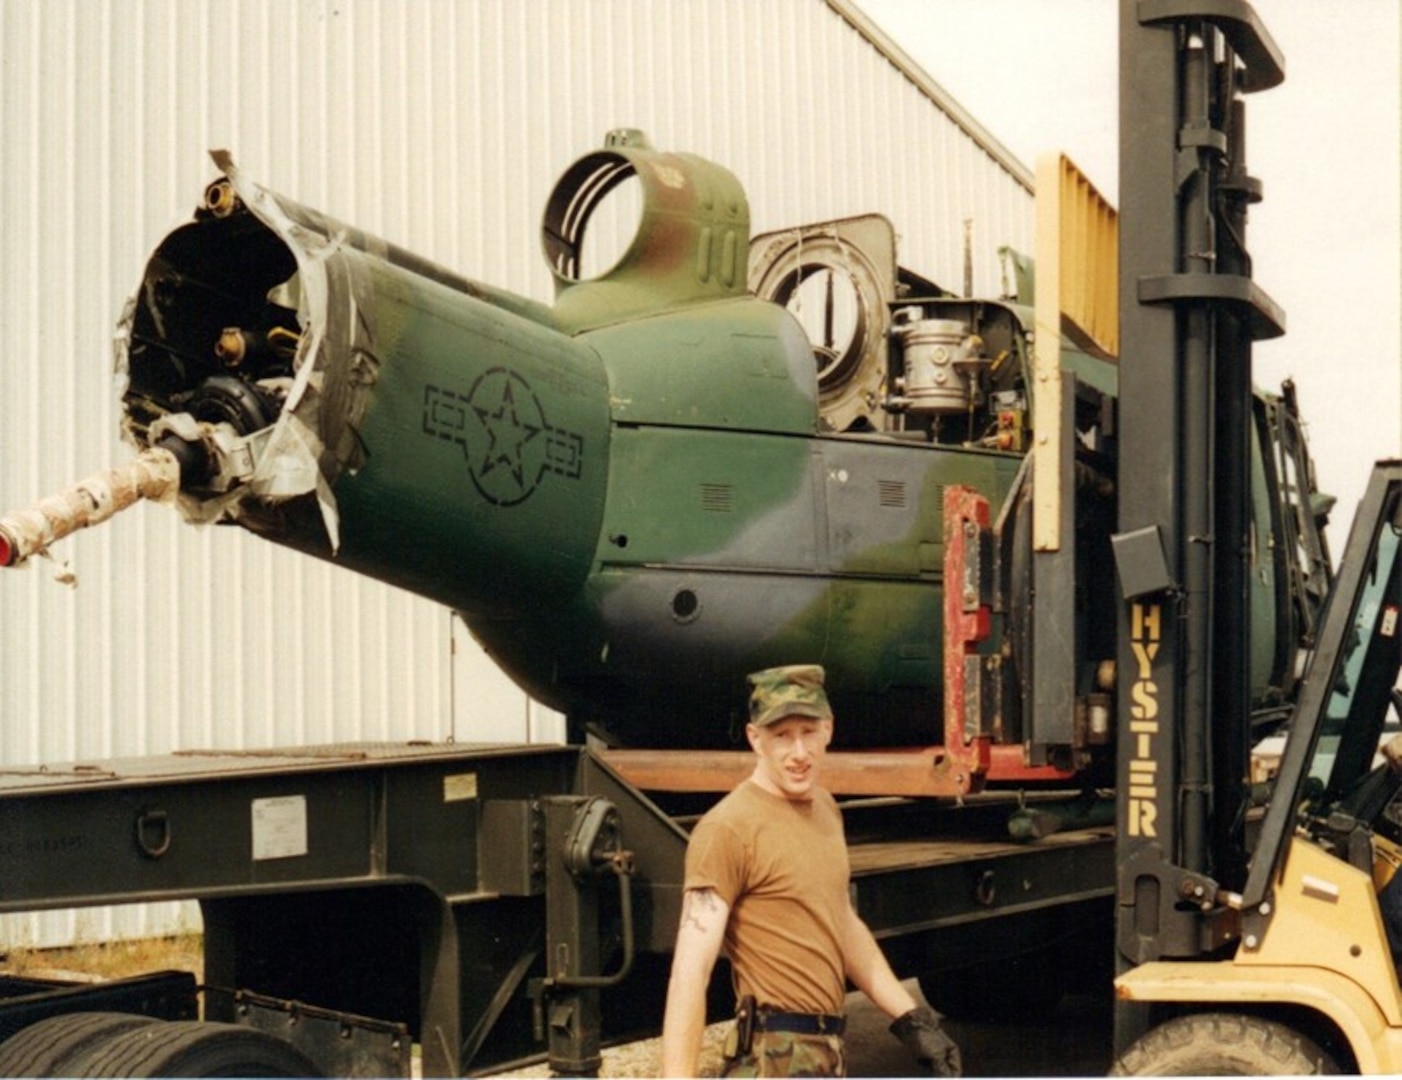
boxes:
[942,485,994,795]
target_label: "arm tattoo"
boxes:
[680,888,722,935]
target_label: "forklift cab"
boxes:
[1116,462,1402,1074]
[1284,475,1402,964]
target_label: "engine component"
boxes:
[890,312,988,416]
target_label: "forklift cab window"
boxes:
[1302,514,1402,963]
[1316,521,1402,802]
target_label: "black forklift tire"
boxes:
[1110,1012,1340,1075]
[0,1012,160,1077]
[65,1020,323,1078]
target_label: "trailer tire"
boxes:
[66,1020,322,1077]
[0,1012,160,1077]
[1110,1012,1340,1075]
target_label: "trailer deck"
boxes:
[0,741,1115,1074]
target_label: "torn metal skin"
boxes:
[113,150,571,567]
[108,147,611,624]
[115,150,378,551]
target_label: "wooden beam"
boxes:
[596,745,1076,798]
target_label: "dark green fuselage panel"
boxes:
[320,277,1023,747]
[469,389,1022,746]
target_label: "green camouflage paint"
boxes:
[111,134,1327,756]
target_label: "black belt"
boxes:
[755,1008,846,1036]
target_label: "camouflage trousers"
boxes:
[722,1031,847,1077]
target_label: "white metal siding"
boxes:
[0,0,1032,947]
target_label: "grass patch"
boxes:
[2,934,203,983]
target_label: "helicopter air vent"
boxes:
[701,483,735,512]
[878,480,908,509]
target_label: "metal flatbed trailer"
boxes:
[0,741,1114,1075]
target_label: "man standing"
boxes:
[660,665,961,1077]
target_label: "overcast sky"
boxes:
[860,0,1401,539]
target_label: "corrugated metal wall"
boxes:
[0,0,1033,947]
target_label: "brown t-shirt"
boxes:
[684,780,849,1014]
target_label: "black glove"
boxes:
[890,1005,962,1077]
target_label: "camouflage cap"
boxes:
[747,664,832,727]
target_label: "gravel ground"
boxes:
[483,978,1114,1077]
[488,1021,730,1078]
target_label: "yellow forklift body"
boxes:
[1117,839,1402,1072]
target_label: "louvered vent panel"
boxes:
[878,480,908,508]
[701,483,735,512]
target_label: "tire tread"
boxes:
[1111,1012,1340,1076]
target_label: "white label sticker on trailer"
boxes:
[251,795,309,860]
[443,772,478,802]
[1383,606,1399,639]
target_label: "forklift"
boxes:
[1110,0,1402,1071]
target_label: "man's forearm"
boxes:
[848,911,963,1077]
[843,908,918,1018]
[660,974,709,1077]
[860,959,919,1018]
